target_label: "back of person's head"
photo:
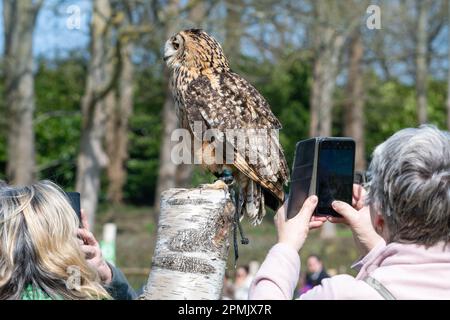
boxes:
[367,125,450,246]
[236,265,249,282]
[306,255,323,273]
[240,265,250,275]
[307,254,322,262]
[0,180,109,299]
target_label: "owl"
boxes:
[164,29,289,225]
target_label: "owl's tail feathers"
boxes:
[241,180,266,226]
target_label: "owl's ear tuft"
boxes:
[185,28,203,35]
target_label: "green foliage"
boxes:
[34,56,86,189]
[2,55,166,205]
[364,74,447,161]
[124,68,164,205]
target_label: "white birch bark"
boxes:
[141,186,235,300]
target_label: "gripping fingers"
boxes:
[81,245,97,260]
[296,195,318,223]
[77,228,97,246]
[309,220,325,229]
[331,200,357,224]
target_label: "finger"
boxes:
[280,203,287,219]
[352,184,361,205]
[309,220,325,229]
[77,228,97,246]
[331,201,357,222]
[311,216,327,222]
[295,195,318,223]
[275,202,288,223]
[80,209,90,230]
[327,216,348,225]
[353,184,368,208]
[81,245,97,260]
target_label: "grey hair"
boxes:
[366,125,450,246]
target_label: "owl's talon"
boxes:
[201,179,228,191]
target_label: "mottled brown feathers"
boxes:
[165,29,289,224]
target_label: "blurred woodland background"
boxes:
[0,0,449,289]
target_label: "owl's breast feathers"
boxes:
[172,70,289,209]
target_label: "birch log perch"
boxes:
[141,185,235,300]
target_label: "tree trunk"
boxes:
[344,29,366,171]
[224,0,243,63]
[106,41,134,204]
[188,0,206,27]
[155,79,179,212]
[76,0,116,229]
[3,0,43,185]
[309,1,353,239]
[447,0,450,130]
[416,0,429,124]
[154,0,181,214]
[309,30,345,138]
[141,186,235,300]
[312,37,342,238]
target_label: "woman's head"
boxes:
[366,125,450,246]
[0,181,109,299]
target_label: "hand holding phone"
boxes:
[286,137,355,219]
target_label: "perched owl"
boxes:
[164,29,289,225]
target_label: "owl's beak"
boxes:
[164,40,177,64]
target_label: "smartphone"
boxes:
[66,192,82,223]
[286,137,355,219]
[286,138,316,219]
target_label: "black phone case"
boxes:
[66,192,81,222]
[286,138,316,219]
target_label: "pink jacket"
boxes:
[249,240,450,300]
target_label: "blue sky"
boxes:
[0,0,91,58]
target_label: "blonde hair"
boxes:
[0,180,110,299]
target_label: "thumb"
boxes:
[331,200,357,223]
[296,195,318,223]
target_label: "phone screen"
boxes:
[316,140,355,216]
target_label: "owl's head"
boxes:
[164,29,230,72]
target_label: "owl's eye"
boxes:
[172,41,180,50]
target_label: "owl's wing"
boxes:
[183,73,289,204]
